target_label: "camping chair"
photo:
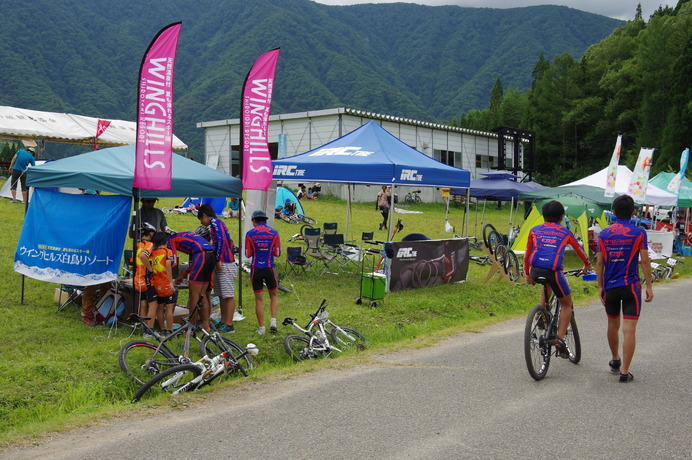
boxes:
[323,222,338,235]
[323,233,360,273]
[284,246,312,278]
[303,227,336,275]
[122,249,134,277]
[58,285,83,312]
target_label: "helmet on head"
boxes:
[252,210,268,220]
[139,222,156,236]
[195,225,211,239]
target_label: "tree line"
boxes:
[450,1,691,186]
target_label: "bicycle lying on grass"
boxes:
[282,299,366,362]
[132,340,258,402]
[120,313,254,386]
[524,269,584,380]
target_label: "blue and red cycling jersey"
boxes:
[209,216,235,264]
[597,219,647,290]
[168,232,213,266]
[525,221,589,276]
[245,224,281,269]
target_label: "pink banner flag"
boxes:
[627,147,655,204]
[604,135,622,198]
[133,22,182,191]
[93,119,111,150]
[241,48,280,191]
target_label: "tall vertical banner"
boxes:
[93,119,111,150]
[133,22,182,191]
[241,48,280,191]
[667,148,690,196]
[627,147,655,204]
[604,135,622,197]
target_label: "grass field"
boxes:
[0,184,688,446]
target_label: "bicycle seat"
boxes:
[282,317,295,326]
[535,276,548,285]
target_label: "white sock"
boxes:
[257,326,266,335]
[270,318,277,328]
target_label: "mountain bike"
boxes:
[404,190,422,204]
[280,212,317,225]
[282,299,365,361]
[524,269,583,380]
[132,342,258,402]
[120,312,253,385]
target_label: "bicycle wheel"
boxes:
[414,195,422,204]
[284,334,328,362]
[280,214,292,223]
[504,250,520,281]
[119,340,179,386]
[524,305,552,380]
[565,312,581,364]
[132,364,201,403]
[330,327,366,352]
[405,194,413,204]
[199,335,252,375]
[482,224,497,250]
[494,243,507,266]
[161,207,174,214]
[300,215,317,225]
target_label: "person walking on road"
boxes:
[596,194,654,383]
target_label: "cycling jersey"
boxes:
[208,216,235,264]
[150,247,174,297]
[525,221,589,276]
[245,224,280,269]
[597,219,647,290]
[134,241,154,292]
[168,232,213,266]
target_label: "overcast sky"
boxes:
[312,0,673,21]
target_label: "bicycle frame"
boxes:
[283,300,343,354]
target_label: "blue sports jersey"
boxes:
[209,216,235,263]
[525,221,589,276]
[597,219,647,290]
[168,232,213,266]
[245,224,280,269]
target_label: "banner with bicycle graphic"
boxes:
[14,189,130,286]
[389,238,469,291]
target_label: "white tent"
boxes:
[0,105,187,149]
[564,165,677,206]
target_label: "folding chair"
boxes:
[323,222,338,235]
[122,249,134,277]
[303,227,336,275]
[284,246,312,278]
[323,233,360,273]
[58,285,83,312]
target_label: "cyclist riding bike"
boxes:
[524,200,591,357]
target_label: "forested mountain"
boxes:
[0,0,622,157]
[452,1,691,185]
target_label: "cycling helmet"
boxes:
[139,222,156,236]
[195,225,211,239]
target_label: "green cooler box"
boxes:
[361,272,386,300]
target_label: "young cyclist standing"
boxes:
[197,204,238,333]
[596,194,653,382]
[245,210,281,335]
[149,232,176,335]
[524,200,592,357]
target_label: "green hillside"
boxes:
[0,0,622,155]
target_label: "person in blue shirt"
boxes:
[596,194,653,383]
[245,210,281,335]
[525,200,591,358]
[198,204,238,333]
[8,147,36,203]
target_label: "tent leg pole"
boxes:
[465,188,470,237]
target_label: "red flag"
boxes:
[93,119,111,150]
[241,48,280,191]
[133,22,182,191]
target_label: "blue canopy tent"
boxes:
[26,144,241,198]
[272,121,471,237]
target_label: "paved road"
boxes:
[4,279,691,459]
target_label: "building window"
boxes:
[434,149,456,167]
[475,154,497,169]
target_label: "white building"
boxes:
[197,107,529,202]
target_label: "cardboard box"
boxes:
[54,287,80,305]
